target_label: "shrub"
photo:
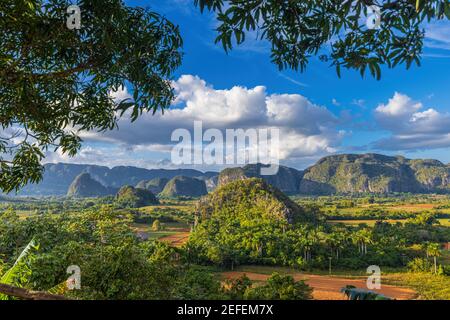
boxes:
[244,273,313,300]
[152,220,162,231]
[407,258,433,273]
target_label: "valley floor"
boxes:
[221,268,417,300]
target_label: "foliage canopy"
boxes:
[195,0,450,78]
[0,0,182,192]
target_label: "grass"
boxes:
[139,200,196,214]
[328,219,399,226]
[440,250,450,265]
[146,231,180,240]
[132,221,188,231]
[330,202,449,215]
[328,218,450,227]
[131,221,190,241]
[17,210,37,220]
[386,273,450,300]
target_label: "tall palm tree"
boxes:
[426,243,441,275]
[354,229,372,255]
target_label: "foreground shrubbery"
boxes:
[222,273,312,300]
[1,187,450,300]
[388,273,450,300]
[0,206,223,299]
[0,205,315,300]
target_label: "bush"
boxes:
[244,273,313,300]
[407,258,433,273]
[222,274,253,300]
[152,220,162,231]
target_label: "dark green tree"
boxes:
[244,272,313,300]
[195,0,449,78]
[0,0,182,192]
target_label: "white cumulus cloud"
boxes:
[373,92,450,150]
[80,74,343,167]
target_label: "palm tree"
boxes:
[421,242,430,258]
[426,243,441,275]
[353,229,372,255]
[324,232,346,260]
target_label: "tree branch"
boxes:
[0,283,69,300]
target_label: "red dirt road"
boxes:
[222,271,416,300]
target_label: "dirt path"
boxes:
[222,271,416,300]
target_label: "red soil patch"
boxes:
[159,232,190,247]
[222,271,416,300]
[395,204,436,210]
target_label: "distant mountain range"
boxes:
[218,154,450,195]
[11,153,450,197]
[299,153,450,194]
[66,173,118,198]
[17,163,217,196]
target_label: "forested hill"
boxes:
[219,154,450,195]
[299,154,450,194]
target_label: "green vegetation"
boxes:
[136,178,169,195]
[115,186,159,208]
[244,273,312,300]
[1,180,450,300]
[0,0,182,192]
[189,179,450,273]
[0,206,223,299]
[0,239,39,300]
[152,220,162,232]
[388,273,450,300]
[196,0,449,78]
[160,176,208,198]
[218,164,303,194]
[300,154,450,195]
[67,173,116,198]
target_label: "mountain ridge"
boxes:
[299,153,450,194]
[10,153,450,196]
[17,163,217,196]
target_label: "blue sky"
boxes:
[47,1,450,171]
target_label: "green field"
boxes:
[328,218,450,226]
[1,194,449,300]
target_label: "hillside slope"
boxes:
[67,173,116,198]
[115,186,159,207]
[160,176,208,198]
[300,154,450,194]
[218,164,303,194]
[196,178,313,224]
[136,178,169,194]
